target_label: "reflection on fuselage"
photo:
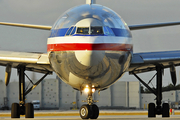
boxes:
[49,50,131,91]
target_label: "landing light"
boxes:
[84,88,89,93]
[92,88,95,93]
[84,86,96,93]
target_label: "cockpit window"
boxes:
[77,27,89,34]
[66,26,115,36]
[66,26,74,36]
[91,27,103,35]
[103,26,115,36]
[76,27,104,35]
[70,27,76,35]
[66,26,76,36]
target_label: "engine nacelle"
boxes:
[5,64,12,86]
[170,63,177,86]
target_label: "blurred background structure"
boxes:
[0,77,180,110]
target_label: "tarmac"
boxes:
[0,109,180,119]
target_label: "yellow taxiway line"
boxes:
[0,111,180,117]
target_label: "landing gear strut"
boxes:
[11,66,34,118]
[132,65,170,118]
[79,87,99,119]
[11,66,50,118]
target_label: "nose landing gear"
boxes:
[79,87,99,119]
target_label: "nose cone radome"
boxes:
[75,51,105,66]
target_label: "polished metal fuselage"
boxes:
[47,4,133,91]
[49,50,131,90]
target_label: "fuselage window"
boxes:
[91,27,103,35]
[77,27,89,34]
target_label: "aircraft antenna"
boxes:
[86,0,96,5]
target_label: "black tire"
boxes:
[79,104,90,119]
[162,103,170,117]
[25,103,34,118]
[90,104,99,119]
[148,103,156,117]
[11,103,20,118]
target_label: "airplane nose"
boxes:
[75,51,105,66]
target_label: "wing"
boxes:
[0,22,53,73]
[0,22,52,30]
[0,51,52,74]
[128,50,180,74]
[129,21,180,30]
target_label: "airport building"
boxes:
[0,77,179,110]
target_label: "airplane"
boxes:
[0,0,180,119]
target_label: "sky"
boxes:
[0,0,180,86]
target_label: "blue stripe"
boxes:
[49,28,131,37]
[111,28,132,37]
[50,28,69,37]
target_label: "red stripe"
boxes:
[47,43,133,51]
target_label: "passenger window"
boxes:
[77,27,89,34]
[66,26,74,36]
[91,27,103,35]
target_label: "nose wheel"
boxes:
[80,104,99,119]
[91,104,99,119]
[80,104,90,119]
